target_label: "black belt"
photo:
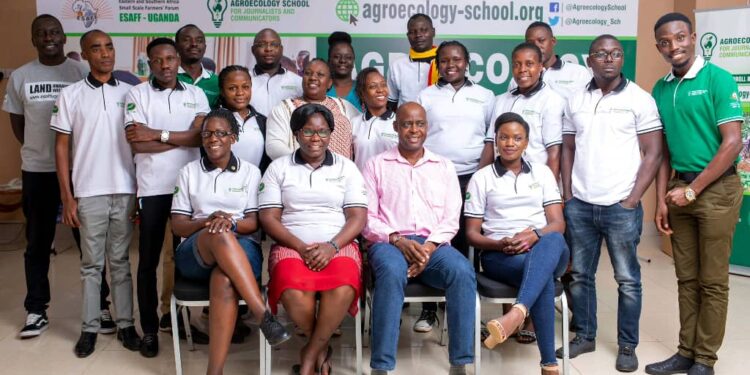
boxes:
[675,165,736,183]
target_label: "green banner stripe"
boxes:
[65,32,637,40]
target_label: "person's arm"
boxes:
[307,207,367,271]
[171,214,210,238]
[125,115,203,147]
[561,134,575,201]
[425,161,461,245]
[9,114,24,144]
[479,142,495,168]
[54,133,79,227]
[622,130,663,208]
[265,102,296,160]
[542,93,565,180]
[546,145,561,179]
[654,139,673,235]
[465,217,504,251]
[361,159,396,243]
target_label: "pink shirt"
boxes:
[362,146,461,244]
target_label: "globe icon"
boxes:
[335,0,359,22]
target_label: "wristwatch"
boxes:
[160,130,170,143]
[684,186,697,203]
[533,228,543,239]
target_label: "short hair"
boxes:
[79,29,106,49]
[526,21,553,35]
[175,24,202,41]
[512,42,543,63]
[328,31,354,59]
[290,103,335,133]
[254,28,280,43]
[217,65,251,108]
[31,14,61,33]
[202,108,240,140]
[354,67,382,108]
[407,13,433,28]
[436,40,470,68]
[494,112,530,136]
[146,37,176,57]
[654,12,692,33]
[589,34,621,53]
[303,57,331,76]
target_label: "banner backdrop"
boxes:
[36,0,639,93]
[696,7,750,273]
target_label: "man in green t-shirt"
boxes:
[647,12,744,375]
[175,24,220,109]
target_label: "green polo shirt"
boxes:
[652,56,744,172]
[177,66,220,109]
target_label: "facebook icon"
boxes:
[550,2,560,12]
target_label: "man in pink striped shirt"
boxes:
[362,102,476,375]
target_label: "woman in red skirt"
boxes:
[259,103,368,375]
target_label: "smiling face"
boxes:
[587,37,624,82]
[296,113,331,161]
[406,17,435,52]
[302,60,332,101]
[437,45,468,87]
[32,17,66,61]
[201,117,236,163]
[394,103,428,153]
[81,31,115,75]
[512,48,543,92]
[495,121,529,162]
[175,26,206,65]
[149,44,180,86]
[329,43,354,79]
[220,70,252,112]
[654,20,696,72]
[361,71,388,112]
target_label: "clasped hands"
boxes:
[205,211,235,234]
[298,242,338,272]
[497,227,539,255]
[394,239,437,278]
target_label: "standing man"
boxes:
[513,21,591,99]
[646,13,744,375]
[363,102,476,375]
[125,37,210,358]
[2,14,113,339]
[52,30,140,358]
[176,24,220,109]
[558,35,663,372]
[249,28,302,117]
[386,14,438,109]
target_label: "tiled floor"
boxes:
[0,223,748,374]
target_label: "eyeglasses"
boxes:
[300,129,331,138]
[253,42,281,50]
[589,50,624,61]
[200,130,233,138]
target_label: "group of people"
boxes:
[3,9,744,375]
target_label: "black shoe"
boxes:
[175,324,210,345]
[260,310,291,346]
[139,333,159,358]
[645,353,695,375]
[117,326,141,351]
[413,309,438,333]
[556,336,596,359]
[616,345,639,372]
[74,332,97,358]
[158,313,172,332]
[99,309,116,334]
[19,312,49,339]
[687,363,714,375]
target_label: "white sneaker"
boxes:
[20,313,49,338]
[413,310,438,333]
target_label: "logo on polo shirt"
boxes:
[464,192,471,201]
[465,97,485,105]
[126,103,136,112]
[117,101,125,108]
[282,85,297,91]
[173,186,179,195]
[52,105,59,114]
[228,185,248,193]
[529,182,541,190]
[688,90,708,97]
[325,176,345,183]
[258,182,265,192]
[184,102,198,109]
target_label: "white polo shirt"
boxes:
[171,154,261,239]
[124,80,210,197]
[508,56,592,100]
[464,159,561,240]
[258,150,368,244]
[563,77,662,205]
[418,79,495,176]
[487,81,565,165]
[387,55,432,107]
[231,108,265,167]
[249,65,302,117]
[352,110,398,171]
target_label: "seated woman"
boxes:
[351,67,398,171]
[265,58,360,160]
[259,104,368,375]
[464,112,569,375]
[171,109,290,375]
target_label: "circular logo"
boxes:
[335,0,359,22]
[464,192,471,201]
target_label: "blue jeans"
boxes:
[175,231,262,283]
[564,197,643,347]
[481,232,569,366]
[368,236,476,370]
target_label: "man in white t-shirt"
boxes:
[124,37,210,358]
[52,29,140,358]
[386,13,439,109]
[1,14,113,339]
[249,28,303,117]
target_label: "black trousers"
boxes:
[137,194,180,334]
[22,171,110,314]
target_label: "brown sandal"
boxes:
[541,365,559,375]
